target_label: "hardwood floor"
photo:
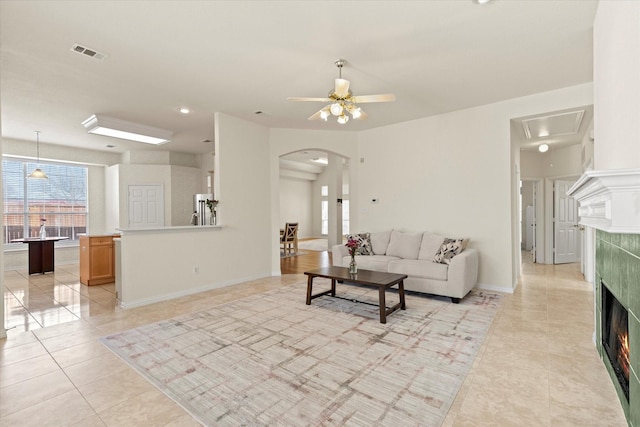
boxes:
[280,250,331,274]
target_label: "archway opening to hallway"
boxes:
[278,149,350,254]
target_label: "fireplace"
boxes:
[567,170,640,424]
[601,282,630,401]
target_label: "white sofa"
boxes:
[332,230,478,303]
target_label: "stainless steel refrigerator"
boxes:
[194,193,213,225]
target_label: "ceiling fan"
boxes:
[287,59,396,124]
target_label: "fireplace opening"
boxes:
[601,282,630,401]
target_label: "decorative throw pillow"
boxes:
[386,230,422,260]
[370,230,392,255]
[433,238,469,264]
[345,233,373,255]
[418,232,445,261]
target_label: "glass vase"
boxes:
[349,257,357,274]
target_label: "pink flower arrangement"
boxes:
[345,237,360,257]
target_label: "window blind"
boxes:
[3,158,88,244]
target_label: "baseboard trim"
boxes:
[477,283,515,294]
[119,273,269,309]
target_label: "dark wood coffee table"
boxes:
[304,266,407,324]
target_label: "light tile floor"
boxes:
[1,257,628,426]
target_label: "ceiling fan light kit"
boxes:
[319,106,331,121]
[287,59,395,125]
[330,103,343,116]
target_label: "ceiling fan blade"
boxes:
[354,109,368,120]
[307,108,326,120]
[334,78,350,98]
[287,97,331,102]
[351,93,396,103]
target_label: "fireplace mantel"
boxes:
[567,169,640,233]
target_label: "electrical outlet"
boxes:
[193,266,199,274]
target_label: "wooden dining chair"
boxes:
[280,222,299,255]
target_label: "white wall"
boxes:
[358,107,513,289]
[118,113,273,306]
[88,166,107,234]
[170,165,201,226]
[521,144,583,178]
[105,165,120,233]
[279,177,313,238]
[594,1,640,170]
[357,83,593,291]
[1,137,122,166]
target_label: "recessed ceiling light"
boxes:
[538,143,549,153]
[474,0,492,4]
[177,107,190,114]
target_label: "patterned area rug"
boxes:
[298,239,329,251]
[100,281,502,426]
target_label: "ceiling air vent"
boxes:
[70,43,107,61]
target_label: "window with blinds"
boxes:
[3,158,88,245]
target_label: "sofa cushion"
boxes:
[370,230,392,255]
[418,232,445,261]
[388,259,449,281]
[342,255,399,272]
[386,230,422,260]
[345,232,373,255]
[434,238,470,264]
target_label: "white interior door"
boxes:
[525,205,534,251]
[554,180,580,264]
[128,185,164,228]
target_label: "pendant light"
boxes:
[28,131,48,179]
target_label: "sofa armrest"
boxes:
[332,244,348,266]
[447,248,479,296]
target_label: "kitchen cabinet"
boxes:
[80,234,118,285]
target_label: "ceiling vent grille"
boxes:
[70,43,107,61]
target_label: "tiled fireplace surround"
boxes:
[568,169,640,426]
[595,230,639,425]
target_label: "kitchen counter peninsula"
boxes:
[114,225,224,308]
